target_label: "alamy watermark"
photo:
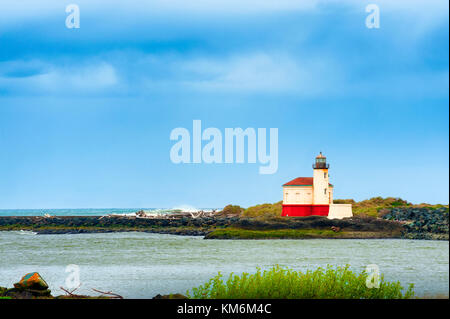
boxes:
[65,264,81,289]
[170,120,278,174]
[365,4,380,29]
[65,4,80,29]
[365,264,380,288]
[63,4,378,30]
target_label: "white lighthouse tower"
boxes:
[313,152,331,205]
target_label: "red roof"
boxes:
[283,177,313,186]
[283,177,333,187]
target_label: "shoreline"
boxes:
[1,214,447,240]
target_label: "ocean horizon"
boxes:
[0,208,221,217]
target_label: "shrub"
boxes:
[217,205,244,217]
[335,197,412,217]
[333,199,356,204]
[187,265,415,299]
[243,202,282,218]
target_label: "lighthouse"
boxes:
[313,152,330,205]
[281,153,352,219]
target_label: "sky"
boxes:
[0,0,448,209]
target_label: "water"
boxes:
[0,231,448,298]
[0,208,218,217]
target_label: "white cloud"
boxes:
[1,51,447,99]
[178,53,341,95]
[0,62,118,95]
[0,52,341,96]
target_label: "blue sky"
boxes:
[0,0,448,208]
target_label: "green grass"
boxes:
[187,265,415,299]
[205,228,342,239]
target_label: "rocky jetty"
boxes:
[0,215,240,236]
[0,207,448,240]
[381,207,449,240]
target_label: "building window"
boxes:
[324,172,327,179]
[324,188,327,195]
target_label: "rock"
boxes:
[381,207,449,240]
[5,288,34,299]
[331,226,341,232]
[25,288,52,297]
[14,272,49,290]
[6,288,52,298]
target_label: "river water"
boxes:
[0,231,448,298]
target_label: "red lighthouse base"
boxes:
[281,205,329,217]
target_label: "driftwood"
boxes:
[60,285,84,298]
[189,210,219,219]
[101,209,220,220]
[60,285,123,299]
[92,288,123,299]
[189,211,204,219]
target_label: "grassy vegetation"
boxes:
[239,197,447,219]
[334,197,411,217]
[205,228,343,239]
[243,201,282,218]
[335,197,448,217]
[217,205,245,217]
[187,265,415,299]
[205,228,402,239]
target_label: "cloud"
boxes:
[0,60,49,78]
[178,53,340,95]
[0,61,118,95]
[0,51,345,97]
[1,49,447,99]
[1,0,447,28]
[0,0,447,98]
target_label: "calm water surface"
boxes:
[0,231,448,298]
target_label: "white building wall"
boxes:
[328,204,353,219]
[283,186,313,205]
[313,169,329,205]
